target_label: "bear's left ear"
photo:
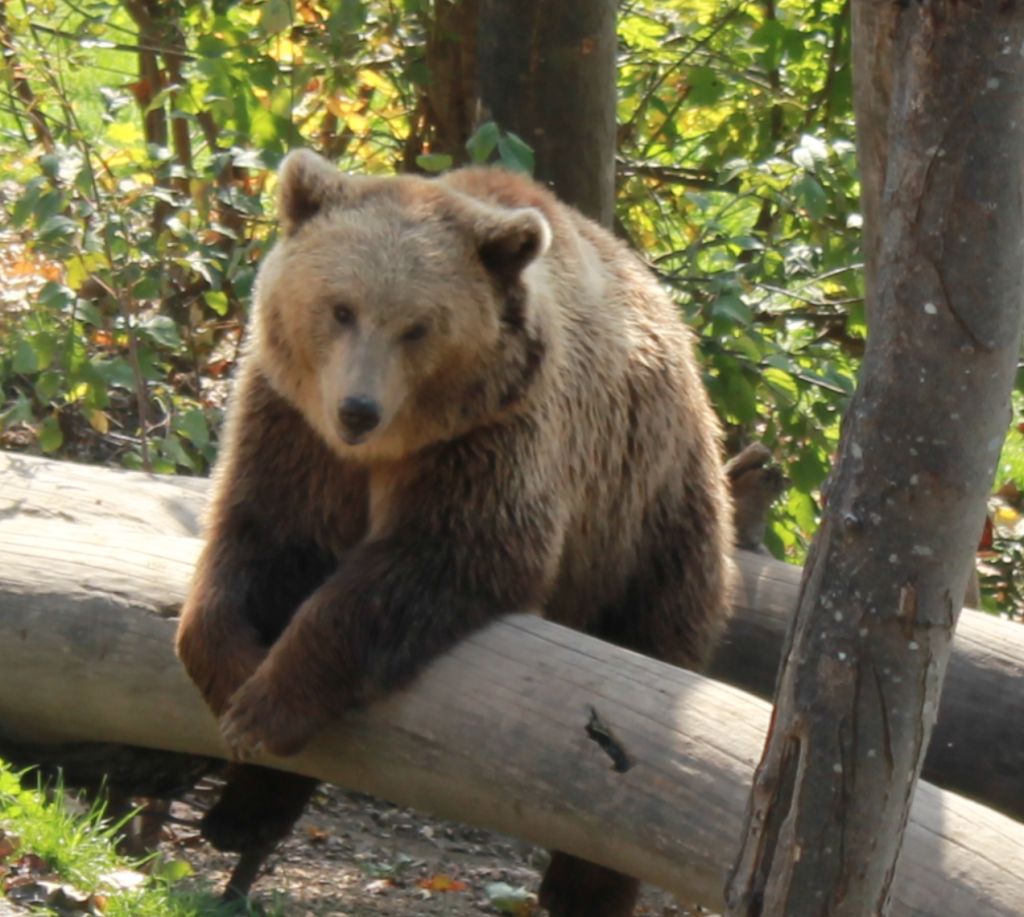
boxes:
[277,149,348,235]
[475,207,552,285]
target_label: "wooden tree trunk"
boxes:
[421,0,479,165]
[725,2,1024,914]
[4,452,1024,824]
[849,0,896,329]
[476,0,618,227]
[2,511,1024,915]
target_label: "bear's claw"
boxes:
[220,674,318,759]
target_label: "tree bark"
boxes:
[725,1,1024,914]
[708,555,1024,825]
[850,0,896,328]
[476,0,618,227]
[2,516,1024,915]
[421,0,479,165]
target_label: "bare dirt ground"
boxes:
[164,782,705,917]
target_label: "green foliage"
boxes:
[616,0,860,556]
[0,0,857,529]
[0,0,1012,592]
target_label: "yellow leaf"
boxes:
[325,94,354,118]
[105,122,144,146]
[269,36,304,63]
[344,111,370,134]
[358,69,391,92]
[103,149,137,168]
[88,409,110,434]
[419,875,467,892]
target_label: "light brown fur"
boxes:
[176,151,734,916]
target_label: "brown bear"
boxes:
[175,149,734,917]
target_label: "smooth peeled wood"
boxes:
[1,458,1024,912]
[4,452,1024,821]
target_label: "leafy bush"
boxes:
[0,0,1018,604]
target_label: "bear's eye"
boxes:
[333,303,356,328]
[400,323,429,344]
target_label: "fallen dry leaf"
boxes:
[418,874,467,892]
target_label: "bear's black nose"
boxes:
[338,396,381,437]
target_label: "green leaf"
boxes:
[466,122,500,164]
[76,299,105,327]
[335,0,367,32]
[686,66,726,107]
[791,175,827,221]
[149,855,194,884]
[173,409,210,448]
[712,294,752,326]
[35,370,63,403]
[38,416,63,453]
[159,434,196,471]
[497,133,535,174]
[260,0,293,35]
[787,489,818,534]
[93,357,137,392]
[12,180,43,227]
[762,367,799,404]
[721,370,758,425]
[204,290,230,316]
[790,449,830,492]
[12,339,40,374]
[415,153,453,173]
[37,214,79,243]
[38,281,75,310]
[140,315,184,350]
[0,393,34,428]
[782,28,808,64]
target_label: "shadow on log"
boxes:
[2,453,1024,913]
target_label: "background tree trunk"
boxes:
[476,0,618,226]
[420,0,479,166]
[725,1,1024,914]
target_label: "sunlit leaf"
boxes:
[260,0,294,35]
[416,153,453,173]
[38,416,63,453]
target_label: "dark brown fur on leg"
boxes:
[202,766,318,854]
[221,842,275,904]
[539,852,641,917]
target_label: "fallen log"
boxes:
[3,452,1023,821]
[1,459,1024,912]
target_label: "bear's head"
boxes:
[250,150,553,461]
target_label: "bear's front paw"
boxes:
[219,673,323,760]
[177,618,266,717]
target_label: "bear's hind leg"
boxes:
[200,766,318,899]
[539,852,640,917]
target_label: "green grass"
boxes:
[0,760,268,917]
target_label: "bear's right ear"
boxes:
[278,149,347,235]
[475,207,552,285]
